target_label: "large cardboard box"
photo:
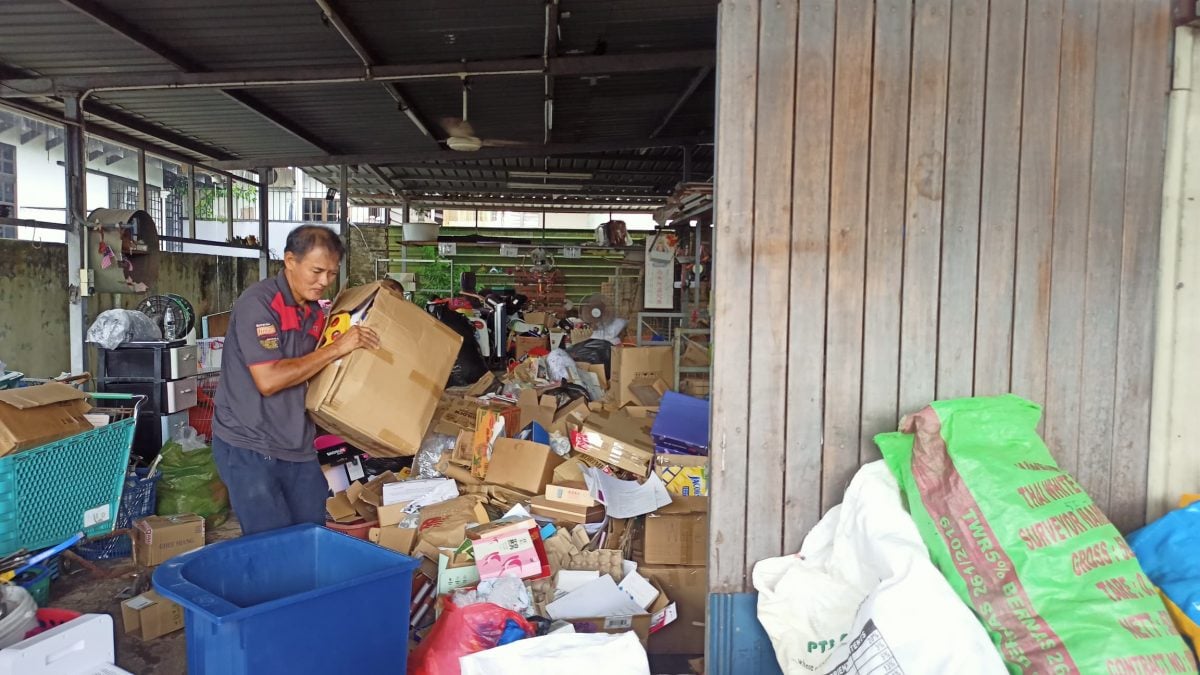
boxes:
[640,497,707,566]
[570,412,656,477]
[485,438,564,495]
[121,590,184,641]
[0,383,93,458]
[307,281,463,457]
[640,565,707,655]
[610,346,675,408]
[132,514,205,567]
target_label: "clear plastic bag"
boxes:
[414,433,456,479]
[86,309,162,350]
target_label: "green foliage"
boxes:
[175,181,258,220]
[404,245,453,305]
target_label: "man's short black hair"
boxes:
[285,225,345,259]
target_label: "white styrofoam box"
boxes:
[0,614,132,675]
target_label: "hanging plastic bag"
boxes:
[157,427,230,529]
[408,600,535,675]
[754,462,1006,675]
[876,396,1197,674]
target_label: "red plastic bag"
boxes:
[408,600,535,675]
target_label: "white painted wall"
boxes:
[1149,26,1200,519]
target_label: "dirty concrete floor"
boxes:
[49,516,243,675]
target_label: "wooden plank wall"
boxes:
[709,0,1172,594]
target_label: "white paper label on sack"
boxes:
[83,504,111,528]
[561,245,582,259]
[500,243,520,257]
[438,242,457,256]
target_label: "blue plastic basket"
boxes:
[74,467,162,561]
[154,524,420,675]
[0,394,140,558]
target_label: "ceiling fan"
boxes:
[439,77,531,152]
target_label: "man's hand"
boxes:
[249,325,382,397]
[332,325,381,357]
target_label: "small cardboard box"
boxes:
[307,281,463,458]
[640,497,708,566]
[524,311,550,326]
[530,495,605,524]
[0,382,93,458]
[132,514,204,567]
[570,412,656,477]
[514,335,551,360]
[569,328,594,344]
[326,492,360,523]
[610,346,676,409]
[627,375,669,407]
[485,438,565,495]
[433,397,481,437]
[121,590,184,640]
[545,482,595,507]
[640,565,708,655]
[655,455,709,497]
[369,526,418,555]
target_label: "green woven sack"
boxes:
[876,395,1196,675]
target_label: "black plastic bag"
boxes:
[430,305,490,386]
[566,339,613,379]
[542,382,593,407]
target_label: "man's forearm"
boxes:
[250,346,342,396]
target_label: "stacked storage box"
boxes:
[97,340,197,460]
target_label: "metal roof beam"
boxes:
[314,0,437,142]
[364,164,405,194]
[649,66,713,139]
[83,100,238,160]
[55,0,337,154]
[1,51,717,97]
[207,136,710,170]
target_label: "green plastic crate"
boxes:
[0,409,137,558]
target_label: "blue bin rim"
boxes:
[152,523,420,625]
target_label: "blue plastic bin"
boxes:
[153,524,420,675]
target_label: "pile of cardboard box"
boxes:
[120,514,205,641]
[305,282,709,661]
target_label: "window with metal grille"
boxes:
[0,142,15,238]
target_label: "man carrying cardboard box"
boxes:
[212,226,380,535]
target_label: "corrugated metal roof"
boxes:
[89,0,360,69]
[0,0,716,207]
[95,89,316,157]
[337,0,546,63]
[0,2,175,75]
[244,83,435,154]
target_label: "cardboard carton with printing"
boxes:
[0,382,93,458]
[655,454,709,496]
[570,411,656,477]
[121,590,184,641]
[307,281,463,458]
[132,514,205,567]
